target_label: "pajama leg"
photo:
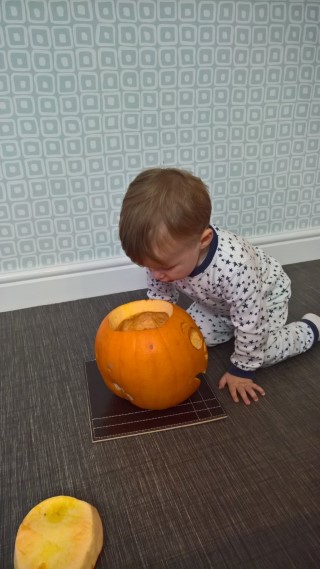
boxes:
[262,321,315,367]
[187,302,234,347]
[263,295,315,366]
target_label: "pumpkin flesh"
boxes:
[14,496,103,569]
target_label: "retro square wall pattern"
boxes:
[0,0,320,272]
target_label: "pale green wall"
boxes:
[0,0,320,272]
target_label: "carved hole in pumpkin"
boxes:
[180,321,189,335]
[189,328,203,350]
[108,300,173,330]
[112,382,134,402]
[116,311,169,331]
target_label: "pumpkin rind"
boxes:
[95,300,208,410]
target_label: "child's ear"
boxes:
[199,227,214,250]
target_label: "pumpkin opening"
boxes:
[108,299,174,331]
[117,311,169,331]
[189,328,203,350]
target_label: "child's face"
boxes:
[143,230,212,282]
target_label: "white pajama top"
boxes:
[147,226,291,379]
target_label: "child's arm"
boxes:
[219,372,265,405]
[224,261,268,377]
[217,255,269,403]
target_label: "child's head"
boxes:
[119,168,212,275]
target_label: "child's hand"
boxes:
[219,372,265,405]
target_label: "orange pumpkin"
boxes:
[95,299,208,410]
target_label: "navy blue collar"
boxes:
[188,226,218,277]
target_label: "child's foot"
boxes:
[302,313,320,342]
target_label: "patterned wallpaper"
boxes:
[0,0,320,273]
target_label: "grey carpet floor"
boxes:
[1,260,320,568]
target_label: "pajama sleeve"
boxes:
[146,270,179,304]
[221,260,269,378]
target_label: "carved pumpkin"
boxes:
[95,299,208,410]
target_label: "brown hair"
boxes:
[119,168,211,264]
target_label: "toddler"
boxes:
[119,168,320,404]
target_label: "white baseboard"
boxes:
[251,228,320,265]
[1,228,320,312]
